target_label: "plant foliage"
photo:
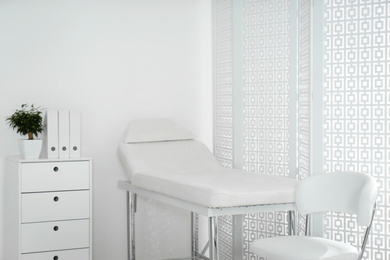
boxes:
[6,104,44,140]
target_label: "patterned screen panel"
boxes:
[297,0,311,236]
[242,0,291,259]
[298,0,311,181]
[214,0,313,259]
[215,0,234,259]
[215,0,234,169]
[242,0,291,178]
[323,0,389,259]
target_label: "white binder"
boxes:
[58,110,70,158]
[42,110,59,158]
[69,110,81,158]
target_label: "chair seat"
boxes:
[250,236,358,260]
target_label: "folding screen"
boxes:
[214,0,235,258]
[214,0,302,259]
[214,0,388,259]
[323,0,389,258]
[240,1,294,260]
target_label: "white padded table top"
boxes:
[119,140,297,208]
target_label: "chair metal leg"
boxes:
[358,202,377,260]
[208,216,219,260]
[127,191,136,260]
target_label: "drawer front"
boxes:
[22,190,90,223]
[21,219,89,253]
[21,248,89,260]
[21,161,90,192]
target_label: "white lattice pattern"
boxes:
[242,0,290,177]
[298,0,311,181]
[242,0,291,259]
[215,0,234,259]
[297,0,311,236]
[244,212,288,260]
[218,215,233,260]
[215,0,234,169]
[323,0,389,259]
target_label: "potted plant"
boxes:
[6,104,44,159]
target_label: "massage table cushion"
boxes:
[119,119,297,208]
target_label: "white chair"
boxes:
[250,172,378,260]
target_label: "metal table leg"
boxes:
[127,191,137,260]
[208,216,219,260]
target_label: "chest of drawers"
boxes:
[5,157,92,260]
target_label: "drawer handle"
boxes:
[53,196,59,202]
[53,167,59,172]
[53,256,59,260]
[53,226,59,231]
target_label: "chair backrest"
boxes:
[295,172,377,226]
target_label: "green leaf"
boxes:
[5,104,44,139]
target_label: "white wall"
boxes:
[0,0,213,259]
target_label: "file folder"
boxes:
[42,110,59,158]
[69,110,81,158]
[58,110,70,158]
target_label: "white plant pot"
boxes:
[19,139,43,159]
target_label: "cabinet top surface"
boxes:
[6,156,92,163]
